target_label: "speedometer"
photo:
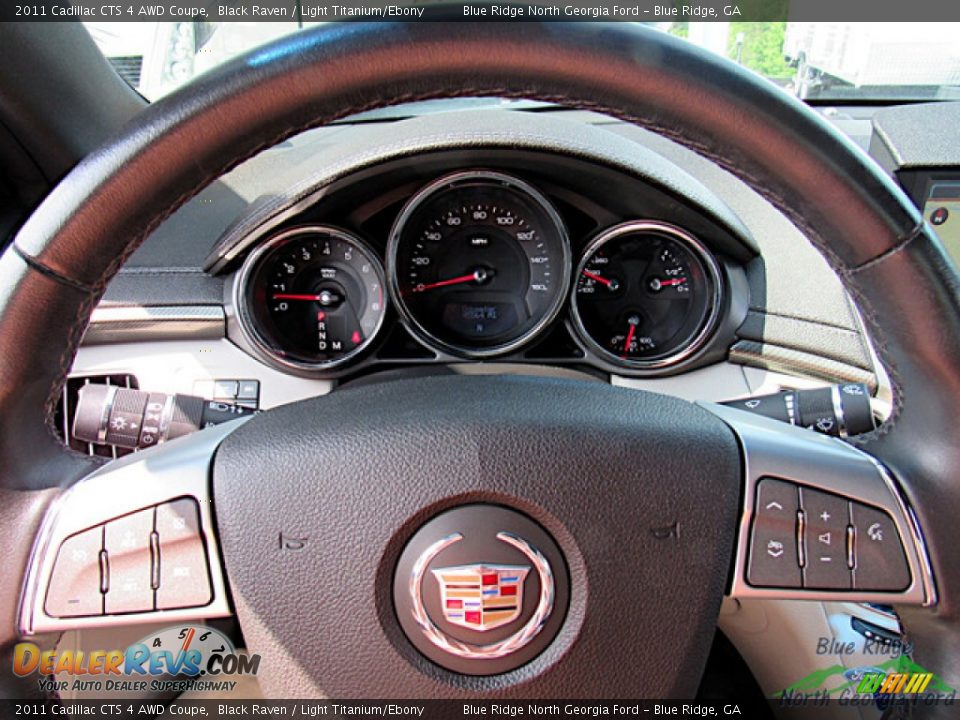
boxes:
[387,171,570,357]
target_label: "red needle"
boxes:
[622,322,637,359]
[659,278,687,287]
[412,273,478,293]
[180,627,195,652]
[582,270,614,288]
[273,293,324,301]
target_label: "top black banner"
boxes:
[6,0,960,22]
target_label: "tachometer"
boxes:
[571,221,722,369]
[236,226,386,372]
[387,171,571,357]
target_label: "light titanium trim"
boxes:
[409,531,555,659]
[386,170,572,359]
[873,461,938,607]
[19,419,248,635]
[83,305,225,345]
[570,220,724,371]
[234,225,388,374]
[702,402,936,607]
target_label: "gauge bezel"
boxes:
[570,220,724,371]
[386,170,572,359]
[234,225,388,373]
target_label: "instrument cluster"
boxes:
[231,168,736,378]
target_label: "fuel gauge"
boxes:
[571,221,722,369]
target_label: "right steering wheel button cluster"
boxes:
[747,478,911,593]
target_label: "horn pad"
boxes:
[212,374,741,697]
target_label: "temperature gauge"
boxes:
[571,221,721,369]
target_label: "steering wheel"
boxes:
[3,22,958,703]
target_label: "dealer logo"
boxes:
[14,624,259,695]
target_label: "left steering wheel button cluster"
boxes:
[44,499,212,618]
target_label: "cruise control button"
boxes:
[45,526,103,617]
[104,508,155,613]
[852,503,910,591]
[800,487,852,589]
[156,499,212,609]
[747,478,801,588]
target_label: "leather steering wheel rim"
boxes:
[2,21,958,702]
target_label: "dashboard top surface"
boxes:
[89,101,954,388]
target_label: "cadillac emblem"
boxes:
[408,531,555,660]
[433,564,529,631]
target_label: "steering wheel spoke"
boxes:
[18,421,243,636]
[704,403,936,607]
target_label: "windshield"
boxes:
[85,21,960,103]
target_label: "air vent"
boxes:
[107,55,143,88]
[54,374,139,459]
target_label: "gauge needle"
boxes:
[648,277,687,292]
[273,293,325,301]
[413,270,486,293]
[622,321,637,359]
[582,270,614,288]
[273,291,343,307]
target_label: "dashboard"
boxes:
[222,159,748,380]
[73,105,884,415]
[73,100,900,408]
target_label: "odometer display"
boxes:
[237,226,386,371]
[388,171,570,357]
[571,221,722,369]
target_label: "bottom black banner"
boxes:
[2,698,957,719]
